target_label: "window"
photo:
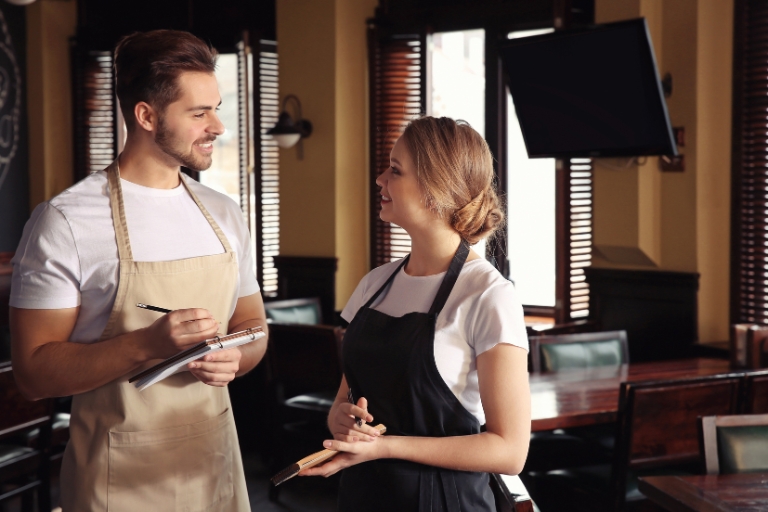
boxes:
[72,50,116,180]
[731,0,768,324]
[367,7,594,322]
[200,53,243,207]
[368,30,425,268]
[430,29,487,257]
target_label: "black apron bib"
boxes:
[339,241,495,512]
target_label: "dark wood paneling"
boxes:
[272,256,337,325]
[585,267,699,362]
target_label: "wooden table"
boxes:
[530,358,733,432]
[638,474,768,512]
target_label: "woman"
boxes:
[302,116,531,511]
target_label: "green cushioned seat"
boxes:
[540,339,623,372]
[265,304,321,325]
[717,425,768,474]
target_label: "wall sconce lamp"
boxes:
[267,94,312,159]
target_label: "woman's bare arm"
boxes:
[303,343,531,476]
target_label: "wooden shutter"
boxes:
[368,28,426,269]
[556,158,594,322]
[72,48,117,180]
[236,41,251,226]
[255,40,280,295]
[567,158,593,319]
[732,0,768,324]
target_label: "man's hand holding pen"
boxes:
[137,306,241,386]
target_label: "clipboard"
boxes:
[129,327,265,391]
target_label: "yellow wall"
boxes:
[277,0,376,309]
[593,0,733,342]
[696,0,733,343]
[276,0,338,258]
[26,0,77,209]
[335,0,375,311]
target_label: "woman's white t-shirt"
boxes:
[341,257,528,425]
[10,171,259,344]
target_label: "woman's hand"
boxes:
[329,396,381,442]
[299,436,389,477]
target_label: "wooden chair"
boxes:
[526,319,597,339]
[538,373,742,512]
[0,363,52,511]
[265,323,343,501]
[742,369,768,413]
[264,297,323,325]
[524,331,629,479]
[699,413,768,475]
[530,330,628,373]
[489,473,535,512]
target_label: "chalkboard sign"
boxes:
[0,5,28,253]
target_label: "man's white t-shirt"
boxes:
[10,171,260,344]
[341,257,529,425]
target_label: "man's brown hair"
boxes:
[114,30,218,130]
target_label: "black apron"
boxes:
[339,241,495,512]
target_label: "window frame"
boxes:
[368,0,595,323]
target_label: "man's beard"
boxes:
[155,115,215,171]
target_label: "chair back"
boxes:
[699,413,768,475]
[743,370,768,413]
[0,363,53,509]
[264,297,323,325]
[489,473,534,512]
[610,373,742,510]
[266,323,342,401]
[530,330,628,372]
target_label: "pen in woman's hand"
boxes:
[136,303,172,314]
[347,388,363,427]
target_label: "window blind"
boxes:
[368,28,426,269]
[732,0,768,324]
[255,41,280,295]
[72,49,117,181]
[566,158,593,320]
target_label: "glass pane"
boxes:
[199,54,241,207]
[506,92,556,307]
[429,29,486,255]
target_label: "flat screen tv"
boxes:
[499,18,676,159]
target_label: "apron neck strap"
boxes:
[363,240,471,314]
[106,161,134,261]
[177,173,234,254]
[427,239,470,316]
[362,256,410,310]
[106,162,234,261]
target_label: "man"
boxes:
[10,30,266,510]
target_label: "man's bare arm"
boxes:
[11,306,219,400]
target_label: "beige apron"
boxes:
[60,162,250,511]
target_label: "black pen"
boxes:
[347,388,363,427]
[136,303,172,314]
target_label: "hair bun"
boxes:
[451,189,504,245]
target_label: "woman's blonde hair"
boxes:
[400,116,504,245]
